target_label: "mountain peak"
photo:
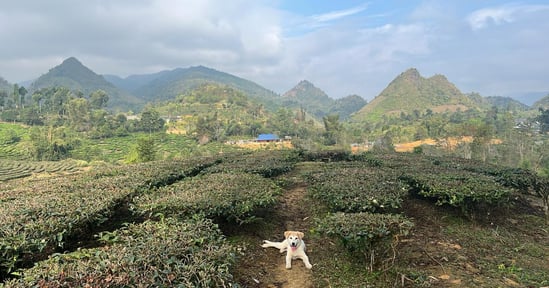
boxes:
[353,68,474,121]
[283,80,323,98]
[62,57,82,65]
[397,68,421,83]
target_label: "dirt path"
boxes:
[230,182,316,287]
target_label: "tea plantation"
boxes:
[0,150,547,287]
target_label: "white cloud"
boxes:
[310,3,369,23]
[1,1,549,102]
[467,4,549,30]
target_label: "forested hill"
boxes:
[533,94,549,109]
[117,66,282,109]
[282,80,367,120]
[29,57,143,111]
[282,80,334,118]
[353,68,475,122]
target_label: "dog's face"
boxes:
[284,231,304,251]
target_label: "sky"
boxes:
[1,0,548,102]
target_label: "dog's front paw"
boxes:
[305,263,313,269]
[286,264,292,269]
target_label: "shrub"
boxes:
[402,171,514,216]
[133,172,281,224]
[203,150,297,178]
[4,217,236,287]
[316,212,413,271]
[0,157,218,279]
[307,165,408,213]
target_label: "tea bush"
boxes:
[316,212,413,270]
[133,172,281,224]
[402,171,514,215]
[307,165,408,213]
[4,217,236,287]
[202,150,298,178]
[0,157,218,278]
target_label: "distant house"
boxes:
[256,134,280,142]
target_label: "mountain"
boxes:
[103,71,172,93]
[532,94,549,110]
[508,91,548,106]
[282,80,334,118]
[115,66,281,109]
[29,57,143,111]
[353,68,475,122]
[328,94,367,120]
[484,96,530,112]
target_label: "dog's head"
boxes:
[284,231,304,251]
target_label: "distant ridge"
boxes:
[112,66,281,109]
[533,93,549,109]
[353,68,475,121]
[29,57,143,110]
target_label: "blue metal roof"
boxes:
[256,134,279,141]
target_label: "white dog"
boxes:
[262,230,312,269]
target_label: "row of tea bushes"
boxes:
[304,160,414,269]
[401,171,514,215]
[133,172,281,224]
[202,150,298,178]
[0,157,219,279]
[3,217,236,287]
[0,160,81,181]
[307,164,408,213]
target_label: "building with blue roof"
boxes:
[256,134,280,142]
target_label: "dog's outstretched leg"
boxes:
[301,254,313,269]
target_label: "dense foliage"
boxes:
[316,212,413,270]
[308,165,408,213]
[133,172,280,224]
[4,217,236,287]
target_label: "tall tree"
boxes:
[89,89,109,109]
[322,114,342,146]
[139,108,165,134]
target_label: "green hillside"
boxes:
[353,68,475,122]
[329,94,367,120]
[29,57,143,111]
[132,66,281,109]
[533,94,549,109]
[282,80,334,118]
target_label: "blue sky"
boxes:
[0,0,548,103]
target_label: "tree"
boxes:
[67,98,91,131]
[322,114,342,146]
[12,84,19,109]
[136,137,156,162]
[89,90,109,109]
[138,108,165,134]
[0,90,7,110]
[18,86,27,108]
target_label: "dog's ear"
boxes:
[284,231,291,238]
[297,232,304,239]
